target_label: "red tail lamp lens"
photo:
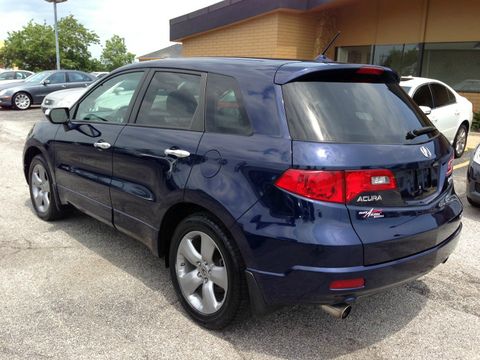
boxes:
[345,170,397,203]
[330,278,365,290]
[274,169,345,203]
[276,169,397,204]
[356,66,384,76]
[446,154,454,176]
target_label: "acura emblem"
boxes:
[420,146,432,158]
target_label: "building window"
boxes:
[373,44,420,76]
[421,42,480,93]
[336,46,372,64]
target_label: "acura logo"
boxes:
[420,146,432,158]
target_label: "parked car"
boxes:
[0,70,95,110]
[41,87,90,112]
[90,71,109,79]
[467,144,480,207]
[400,76,473,158]
[0,70,34,85]
[24,58,462,329]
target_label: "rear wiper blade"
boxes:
[406,126,437,140]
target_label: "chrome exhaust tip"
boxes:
[321,303,352,319]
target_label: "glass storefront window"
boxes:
[421,42,480,92]
[373,44,420,76]
[336,46,372,64]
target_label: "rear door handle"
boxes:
[164,148,190,158]
[94,141,111,150]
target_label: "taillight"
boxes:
[274,169,345,203]
[356,66,384,76]
[275,169,397,203]
[446,153,454,177]
[345,169,397,203]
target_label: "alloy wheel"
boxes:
[31,163,51,213]
[14,93,31,110]
[175,230,228,315]
[455,127,467,156]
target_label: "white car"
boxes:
[400,76,473,158]
[41,87,88,112]
[0,70,34,85]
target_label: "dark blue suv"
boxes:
[23,58,462,329]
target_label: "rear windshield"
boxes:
[283,81,435,144]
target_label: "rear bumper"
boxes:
[248,223,461,306]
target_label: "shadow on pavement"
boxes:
[25,200,427,359]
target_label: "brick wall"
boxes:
[182,12,280,58]
[181,10,334,60]
[459,92,480,113]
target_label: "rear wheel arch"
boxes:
[159,202,243,268]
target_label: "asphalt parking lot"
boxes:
[0,107,479,360]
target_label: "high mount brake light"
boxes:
[275,169,397,203]
[356,66,384,76]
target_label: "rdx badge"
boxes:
[356,194,382,202]
[358,208,384,219]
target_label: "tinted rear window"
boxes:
[283,81,434,144]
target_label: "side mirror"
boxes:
[42,79,50,86]
[419,106,432,115]
[46,107,70,124]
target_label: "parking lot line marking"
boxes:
[453,161,470,170]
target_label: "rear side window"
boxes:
[430,83,455,107]
[68,72,92,82]
[413,85,434,108]
[136,71,202,130]
[206,74,252,135]
[283,81,433,144]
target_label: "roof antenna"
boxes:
[315,31,341,62]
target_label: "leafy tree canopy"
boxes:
[100,35,135,71]
[0,16,100,72]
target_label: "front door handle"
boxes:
[94,141,111,150]
[164,148,190,158]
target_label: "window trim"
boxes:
[128,68,206,132]
[69,69,147,126]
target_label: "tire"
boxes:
[28,155,67,221]
[467,197,480,208]
[12,92,32,110]
[169,213,248,329]
[453,124,468,158]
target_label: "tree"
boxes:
[0,16,99,72]
[57,15,99,71]
[100,35,135,71]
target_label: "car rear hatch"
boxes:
[276,64,463,266]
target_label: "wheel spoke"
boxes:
[178,269,202,295]
[34,191,44,209]
[200,234,216,263]
[32,172,42,186]
[210,265,228,290]
[202,281,219,313]
[42,191,50,208]
[179,238,202,266]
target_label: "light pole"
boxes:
[45,0,67,70]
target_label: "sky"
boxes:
[0,0,220,58]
